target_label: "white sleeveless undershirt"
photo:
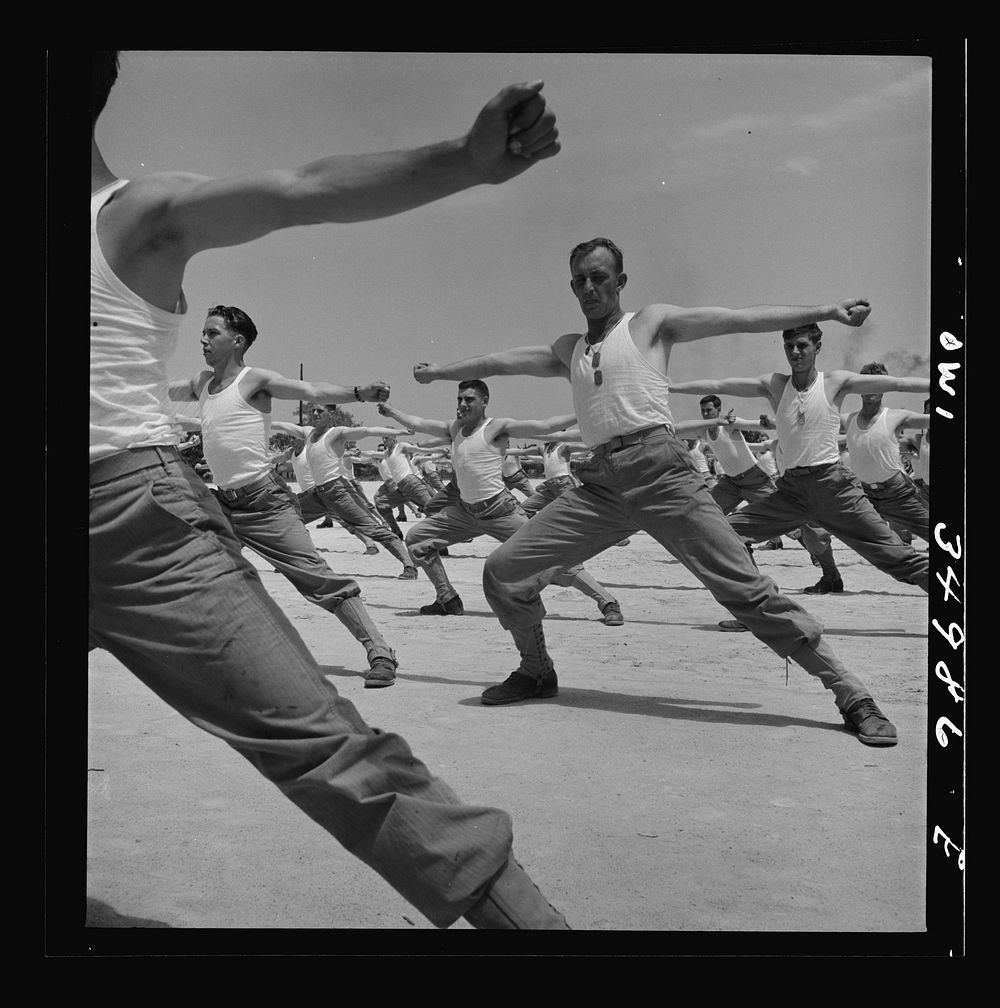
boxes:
[845,408,904,483]
[570,313,676,448]
[305,429,348,486]
[687,439,710,474]
[452,418,506,503]
[758,449,779,478]
[917,431,930,484]
[385,445,413,483]
[90,180,187,460]
[541,443,572,480]
[377,459,393,482]
[706,425,760,477]
[290,427,316,490]
[774,372,841,470]
[198,366,272,489]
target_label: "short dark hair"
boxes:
[569,237,624,274]
[699,395,722,409]
[458,379,490,401]
[92,51,120,127]
[782,323,823,343]
[860,361,888,376]
[207,305,258,350]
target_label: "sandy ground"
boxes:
[84,481,931,945]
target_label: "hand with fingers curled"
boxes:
[357,380,391,402]
[466,81,561,184]
[413,362,437,384]
[833,298,872,327]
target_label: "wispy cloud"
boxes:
[689,114,780,141]
[797,68,929,133]
[777,156,821,176]
[681,68,928,155]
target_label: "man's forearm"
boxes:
[288,142,482,226]
[507,414,578,438]
[421,355,503,381]
[308,382,378,405]
[671,377,765,399]
[379,404,424,429]
[737,304,836,333]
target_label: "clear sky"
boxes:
[96,50,933,435]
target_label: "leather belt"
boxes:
[596,424,674,454]
[217,471,278,501]
[784,462,836,476]
[862,473,904,492]
[462,490,510,514]
[90,445,180,486]
[727,463,765,481]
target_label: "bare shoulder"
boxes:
[192,369,213,396]
[552,332,582,365]
[99,172,214,262]
[632,303,683,339]
[487,417,514,438]
[824,368,856,387]
[112,171,212,207]
[102,172,210,229]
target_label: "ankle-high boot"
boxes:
[480,624,558,706]
[464,856,570,929]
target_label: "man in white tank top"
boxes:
[900,404,931,508]
[501,450,534,497]
[844,362,931,543]
[274,413,419,579]
[270,420,389,555]
[378,383,624,628]
[671,325,930,599]
[368,435,436,522]
[414,450,448,494]
[168,305,411,685]
[413,236,898,746]
[343,446,393,529]
[90,52,569,929]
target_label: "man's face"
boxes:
[456,388,487,424]
[201,315,240,365]
[570,248,624,320]
[700,401,721,420]
[783,334,820,372]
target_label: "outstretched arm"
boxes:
[270,420,311,439]
[892,411,931,435]
[376,402,452,439]
[413,339,571,384]
[536,427,583,443]
[167,375,205,402]
[118,82,559,260]
[252,370,390,404]
[501,413,578,439]
[413,435,453,450]
[670,376,774,399]
[173,414,202,432]
[835,373,931,397]
[646,298,872,344]
[347,425,414,441]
